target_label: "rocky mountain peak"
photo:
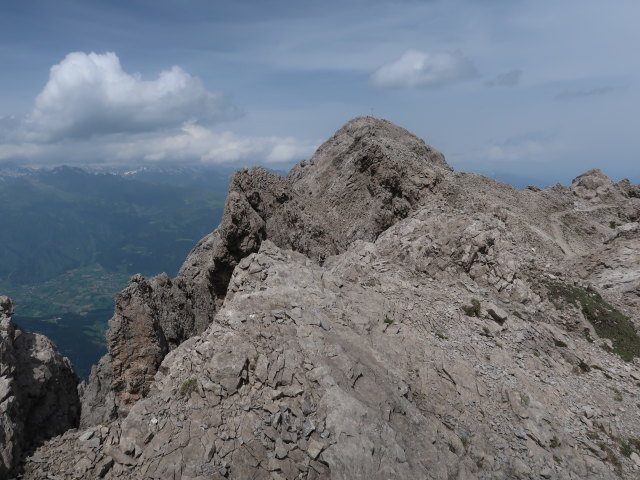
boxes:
[291,116,450,199]
[571,168,618,201]
[7,118,640,479]
[304,115,450,171]
[80,118,454,424]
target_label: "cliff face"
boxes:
[15,117,640,479]
[0,296,80,477]
[80,117,452,425]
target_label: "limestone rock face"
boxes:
[0,296,80,477]
[17,117,640,478]
[81,116,452,424]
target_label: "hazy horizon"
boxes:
[1,1,639,186]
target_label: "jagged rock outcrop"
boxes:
[17,117,640,478]
[81,117,451,425]
[0,296,80,477]
[571,168,620,202]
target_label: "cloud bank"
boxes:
[0,52,313,166]
[108,124,317,164]
[0,126,316,166]
[22,52,238,142]
[370,50,478,88]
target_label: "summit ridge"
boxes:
[3,117,640,479]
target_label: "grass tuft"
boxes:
[544,281,640,362]
[462,298,481,317]
[179,378,197,397]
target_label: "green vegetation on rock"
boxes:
[544,281,640,362]
[179,378,198,397]
[462,298,481,317]
[0,165,231,379]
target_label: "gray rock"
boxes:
[514,427,528,440]
[81,116,452,424]
[14,117,640,479]
[0,296,80,477]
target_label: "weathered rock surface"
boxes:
[81,116,452,425]
[15,117,640,478]
[0,296,80,477]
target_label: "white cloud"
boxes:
[109,124,316,165]
[0,124,316,167]
[22,52,238,142]
[0,52,315,167]
[370,50,478,88]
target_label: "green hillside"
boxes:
[0,165,229,379]
[0,166,227,284]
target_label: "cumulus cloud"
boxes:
[485,69,522,87]
[0,51,315,167]
[555,86,617,101]
[0,124,316,166]
[22,52,239,142]
[370,50,478,88]
[108,124,316,165]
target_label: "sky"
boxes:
[0,0,639,185]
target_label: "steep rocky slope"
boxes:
[80,117,451,425]
[0,296,80,477]
[15,117,640,479]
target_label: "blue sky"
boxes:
[1,0,638,184]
